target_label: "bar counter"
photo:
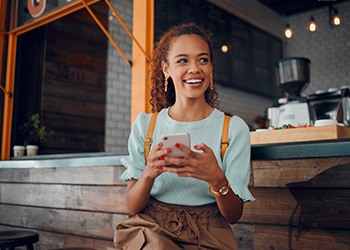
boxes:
[0,139,349,249]
[252,138,350,160]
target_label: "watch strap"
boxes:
[208,180,231,197]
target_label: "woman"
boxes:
[115,22,254,249]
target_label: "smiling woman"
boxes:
[114,22,254,250]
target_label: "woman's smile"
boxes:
[183,78,204,85]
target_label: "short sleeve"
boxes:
[223,116,255,202]
[120,112,151,182]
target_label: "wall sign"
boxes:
[28,0,47,18]
[16,0,75,27]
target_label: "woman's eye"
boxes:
[199,57,209,63]
[176,58,187,64]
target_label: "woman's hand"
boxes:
[162,142,244,224]
[142,142,171,179]
[161,143,225,185]
[125,141,174,214]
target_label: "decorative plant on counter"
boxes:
[19,113,53,145]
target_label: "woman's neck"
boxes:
[168,103,214,122]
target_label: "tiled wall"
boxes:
[104,0,350,152]
[207,0,283,127]
[105,0,133,154]
[284,1,350,95]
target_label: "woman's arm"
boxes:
[162,143,244,223]
[125,142,169,215]
[207,170,244,224]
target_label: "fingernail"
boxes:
[167,148,172,153]
[159,166,163,170]
[175,143,180,148]
[179,156,184,159]
[160,155,165,160]
[194,144,198,149]
[158,142,162,146]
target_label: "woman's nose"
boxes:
[187,62,201,73]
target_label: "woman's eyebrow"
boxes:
[174,52,209,58]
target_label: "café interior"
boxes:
[0,0,349,249]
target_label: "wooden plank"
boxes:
[0,166,126,184]
[41,131,104,153]
[42,112,105,134]
[250,125,350,145]
[42,96,105,118]
[0,205,114,239]
[252,158,350,187]
[231,224,255,250]
[44,61,103,86]
[29,166,125,185]
[241,187,350,229]
[0,184,128,213]
[254,224,350,250]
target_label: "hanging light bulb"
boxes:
[331,8,342,26]
[221,44,229,53]
[308,16,317,32]
[284,24,293,39]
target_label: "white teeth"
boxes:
[185,79,202,84]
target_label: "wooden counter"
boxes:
[1,141,349,249]
[237,156,350,249]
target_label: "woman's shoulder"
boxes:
[217,110,249,133]
[134,109,167,126]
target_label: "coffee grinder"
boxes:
[274,57,315,127]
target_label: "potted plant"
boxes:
[19,113,52,156]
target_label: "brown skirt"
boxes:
[114,198,238,250]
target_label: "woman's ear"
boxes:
[161,61,169,78]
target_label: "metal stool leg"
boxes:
[27,244,34,250]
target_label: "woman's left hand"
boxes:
[162,143,224,184]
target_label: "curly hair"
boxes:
[149,22,219,112]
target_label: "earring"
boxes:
[164,77,168,92]
[210,76,214,90]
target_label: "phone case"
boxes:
[161,132,190,159]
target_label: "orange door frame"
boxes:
[131,0,154,123]
[0,0,153,160]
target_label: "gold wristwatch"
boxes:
[209,180,231,197]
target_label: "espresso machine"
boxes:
[272,57,315,127]
[307,86,350,126]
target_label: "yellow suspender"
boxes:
[144,112,159,161]
[144,113,231,161]
[221,115,231,159]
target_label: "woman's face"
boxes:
[162,34,212,102]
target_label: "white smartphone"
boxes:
[160,132,190,159]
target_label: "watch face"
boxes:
[220,186,230,196]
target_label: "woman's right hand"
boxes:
[125,142,171,214]
[143,142,170,179]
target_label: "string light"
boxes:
[221,44,229,53]
[282,5,344,37]
[308,16,317,32]
[330,6,342,26]
[284,24,293,39]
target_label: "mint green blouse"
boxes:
[120,108,255,206]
